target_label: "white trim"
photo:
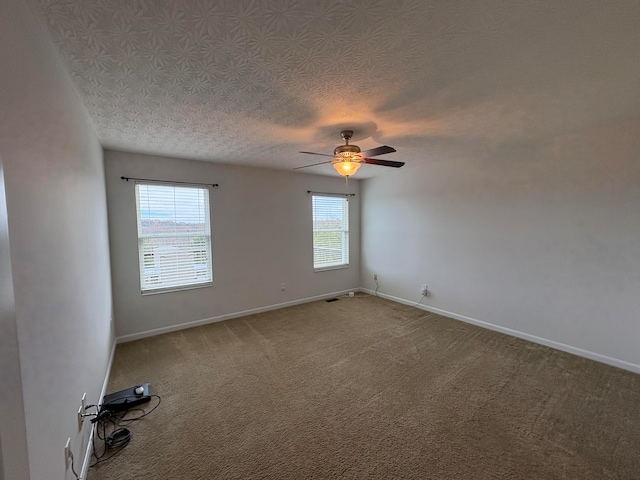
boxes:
[361,288,640,375]
[141,281,213,296]
[116,289,361,343]
[314,264,349,272]
[79,338,117,479]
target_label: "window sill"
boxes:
[141,281,213,295]
[314,264,349,273]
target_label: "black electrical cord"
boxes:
[105,427,132,448]
[68,450,81,479]
[90,394,161,467]
[91,410,128,466]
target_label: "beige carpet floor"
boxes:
[88,295,640,479]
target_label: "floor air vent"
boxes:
[325,298,339,302]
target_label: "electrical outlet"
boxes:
[281,282,286,291]
[64,437,71,468]
[77,406,83,431]
[77,392,88,430]
[373,273,378,281]
[421,284,428,297]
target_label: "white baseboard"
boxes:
[79,337,117,479]
[362,289,640,375]
[116,289,360,344]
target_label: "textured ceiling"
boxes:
[31,0,640,177]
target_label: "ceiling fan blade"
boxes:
[292,160,333,170]
[363,158,405,168]
[299,151,333,157]
[361,145,396,157]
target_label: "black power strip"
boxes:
[101,383,151,411]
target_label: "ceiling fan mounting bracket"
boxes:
[340,130,354,142]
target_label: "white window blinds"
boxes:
[312,195,349,270]
[135,183,212,294]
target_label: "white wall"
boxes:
[0,0,114,478]
[0,161,30,480]
[105,150,360,339]
[361,116,640,372]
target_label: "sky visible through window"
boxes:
[312,196,346,220]
[137,184,207,224]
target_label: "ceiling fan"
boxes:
[293,130,405,177]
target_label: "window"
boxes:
[312,195,349,270]
[135,183,212,294]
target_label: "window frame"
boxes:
[311,194,350,272]
[135,181,213,295]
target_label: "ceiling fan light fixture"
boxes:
[332,160,362,177]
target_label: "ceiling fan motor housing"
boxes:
[334,130,362,161]
[334,144,361,157]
